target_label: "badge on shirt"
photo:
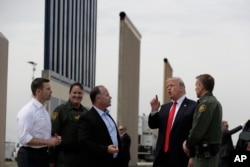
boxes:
[198,104,206,112]
[75,115,80,121]
[52,112,59,121]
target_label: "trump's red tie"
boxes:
[164,101,177,152]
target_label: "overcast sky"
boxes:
[1,0,250,144]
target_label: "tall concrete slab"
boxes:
[0,32,9,166]
[162,58,173,104]
[117,12,141,167]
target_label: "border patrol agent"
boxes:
[49,83,88,167]
[183,74,222,167]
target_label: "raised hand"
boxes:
[150,95,160,111]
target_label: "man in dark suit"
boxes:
[149,77,196,167]
[118,125,131,167]
[236,119,250,151]
[219,121,243,167]
[78,85,123,167]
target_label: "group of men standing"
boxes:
[16,78,131,167]
[16,73,248,167]
[149,74,223,167]
[149,73,250,167]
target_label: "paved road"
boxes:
[4,161,17,167]
[4,161,153,167]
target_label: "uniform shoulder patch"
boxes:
[52,112,59,121]
[198,104,206,112]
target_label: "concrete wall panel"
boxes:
[0,32,9,166]
[117,12,141,166]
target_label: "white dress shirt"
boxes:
[17,98,51,148]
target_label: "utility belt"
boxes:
[195,141,220,159]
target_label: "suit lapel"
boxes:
[172,98,188,129]
[92,108,120,144]
[163,104,172,126]
[92,108,111,135]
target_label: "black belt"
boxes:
[21,146,48,152]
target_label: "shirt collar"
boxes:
[120,132,126,136]
[31,97,44,109]
[94,106,109,117]
[173,95,185,105]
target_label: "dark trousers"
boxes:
[55,151,82,167]
[194,154,219,167]
[17,147,49,167]
[154,151,189,167]
[121,160,130,167]
[219,157,229,167]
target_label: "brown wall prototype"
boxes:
[162,58,173,104]
[0,32,8,167]
[117,12,141,167]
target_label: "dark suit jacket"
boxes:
[148,97,196,167]
[78,107,122,167]
[120,132,131,164]
[220,125,243,158]
[236,120,250,151]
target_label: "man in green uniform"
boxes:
[49,83,88,167]
[183,74,222,167]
